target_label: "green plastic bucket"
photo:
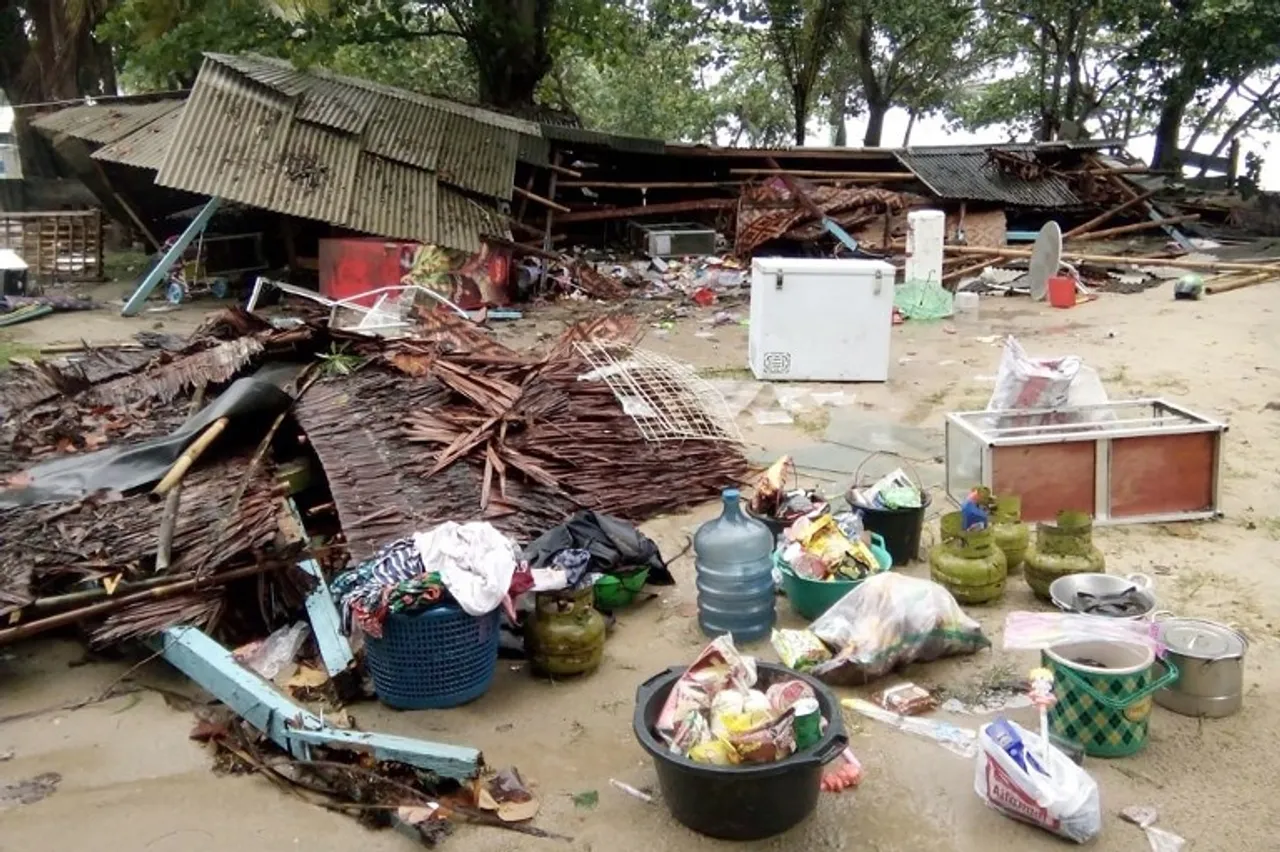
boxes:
[776,534,892,621]
[1042,640,1178,758]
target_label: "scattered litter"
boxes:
[975,718,1101,843]
[821,747,863,792]
[1121,805,1187,852]
[843,698,977,758]
[0,772,61,810]
[571,789,599,809]
[486,766,540,822]
[609,778,654,804]
[0,749,12,761]
[233,622,310,681]
[1002,611,1162,653]
[754,409,795,425]
[873,682,938,716]
[809,391,855,407]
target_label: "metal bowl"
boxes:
[1048,572,1156,620]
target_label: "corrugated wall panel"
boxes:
[346,153,437,245]
[269,118,360,226]
[438,188,509,253]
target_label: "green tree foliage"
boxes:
[100,0,296,90]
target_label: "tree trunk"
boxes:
[853,13,886,146]
[1151,64,1204,169]
[902,109,917,146]
[792,85,808,145]
[829,85,848,145]
[863,100,888,146]
[464,0,554,109]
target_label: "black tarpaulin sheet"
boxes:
[0,366,298,509]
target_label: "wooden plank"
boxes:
[729,168,917,180]
[1062,190,1158,238]
[554,198,736,223]
[513,184,570,214]
[992,441,1097,523]
[1110,433,1215,518]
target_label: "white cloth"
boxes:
[413,521,518,616]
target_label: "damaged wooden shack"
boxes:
[18,50,1219,308]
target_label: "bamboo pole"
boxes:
[1068,213,1201,242]
[729,168,918,180]
[1061,190,1158,238]
[942,255,1007,284]
[152,417,228,496]
[939,244,1280,275]
[0,562,284,645]
[156,385,206,570]
[1206,271,1278,294]
[512,185,570,214]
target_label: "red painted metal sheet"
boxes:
[992,441,1096,523]
[320,237,512,310]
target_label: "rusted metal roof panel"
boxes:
[92,105,183,171]
[346,154,438,245]
[438,189,509,253]
[896,149,1083,207]
[32,99,184,145]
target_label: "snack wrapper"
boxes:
[766,679,817,714]
[727,707,797,763]
[657,635,757,738]
[688,738,741,765]
[771,628,832,671]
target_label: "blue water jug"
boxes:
[694,488,776,642]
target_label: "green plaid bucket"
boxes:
[1042,640,1178,758]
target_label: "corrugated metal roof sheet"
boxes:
[541,123,665,154]
[153,58,510,250]
[896,149,1083,207]
[92,105,183,171]
[31,99,184,145]
[207,53,542,181]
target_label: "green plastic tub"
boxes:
[593,569,650,610]
[776,533,892,621]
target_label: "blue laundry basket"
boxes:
[363,604,501,710]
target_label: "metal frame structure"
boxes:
[944,398,1226,525]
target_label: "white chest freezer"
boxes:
[748,257,895,382]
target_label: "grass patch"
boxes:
[1102,364,1129,384]
[792,407,831,437]
[101,248,151,284]
[0,336,39,369]
[1260,516,1280,540]
[698,365,754,380]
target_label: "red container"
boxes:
[1048,276,1077,308]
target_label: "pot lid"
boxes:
[1160,618,1246,659]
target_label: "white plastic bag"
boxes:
[974,720,1101,844]
[987,336,1081,415]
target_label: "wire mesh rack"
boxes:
[573,340,745,444]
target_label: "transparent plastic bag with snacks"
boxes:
[808,573,989,685]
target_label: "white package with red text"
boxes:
[974,720,1101,844]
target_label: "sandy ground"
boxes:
[2,279,1279,851]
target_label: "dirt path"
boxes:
[2,281,1278,851]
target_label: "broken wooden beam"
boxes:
[1068,213,1201,242]
[1206,271,1278,294]
[512,184,571,214]
[730,168,918,180]
[558,180,740,189]
[940,244,1280,275]
[158,625,481,780]
[1061,189,1159,238]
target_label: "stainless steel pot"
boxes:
[1153,615,1247,718]
[1049,572,1156,620]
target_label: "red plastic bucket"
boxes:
[1048,276,1077,308]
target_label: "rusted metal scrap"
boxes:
[735,184,907,255]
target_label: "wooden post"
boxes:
[1227,138,1240,188]
[543,151,561,255]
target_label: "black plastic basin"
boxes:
[632,662,847,840]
